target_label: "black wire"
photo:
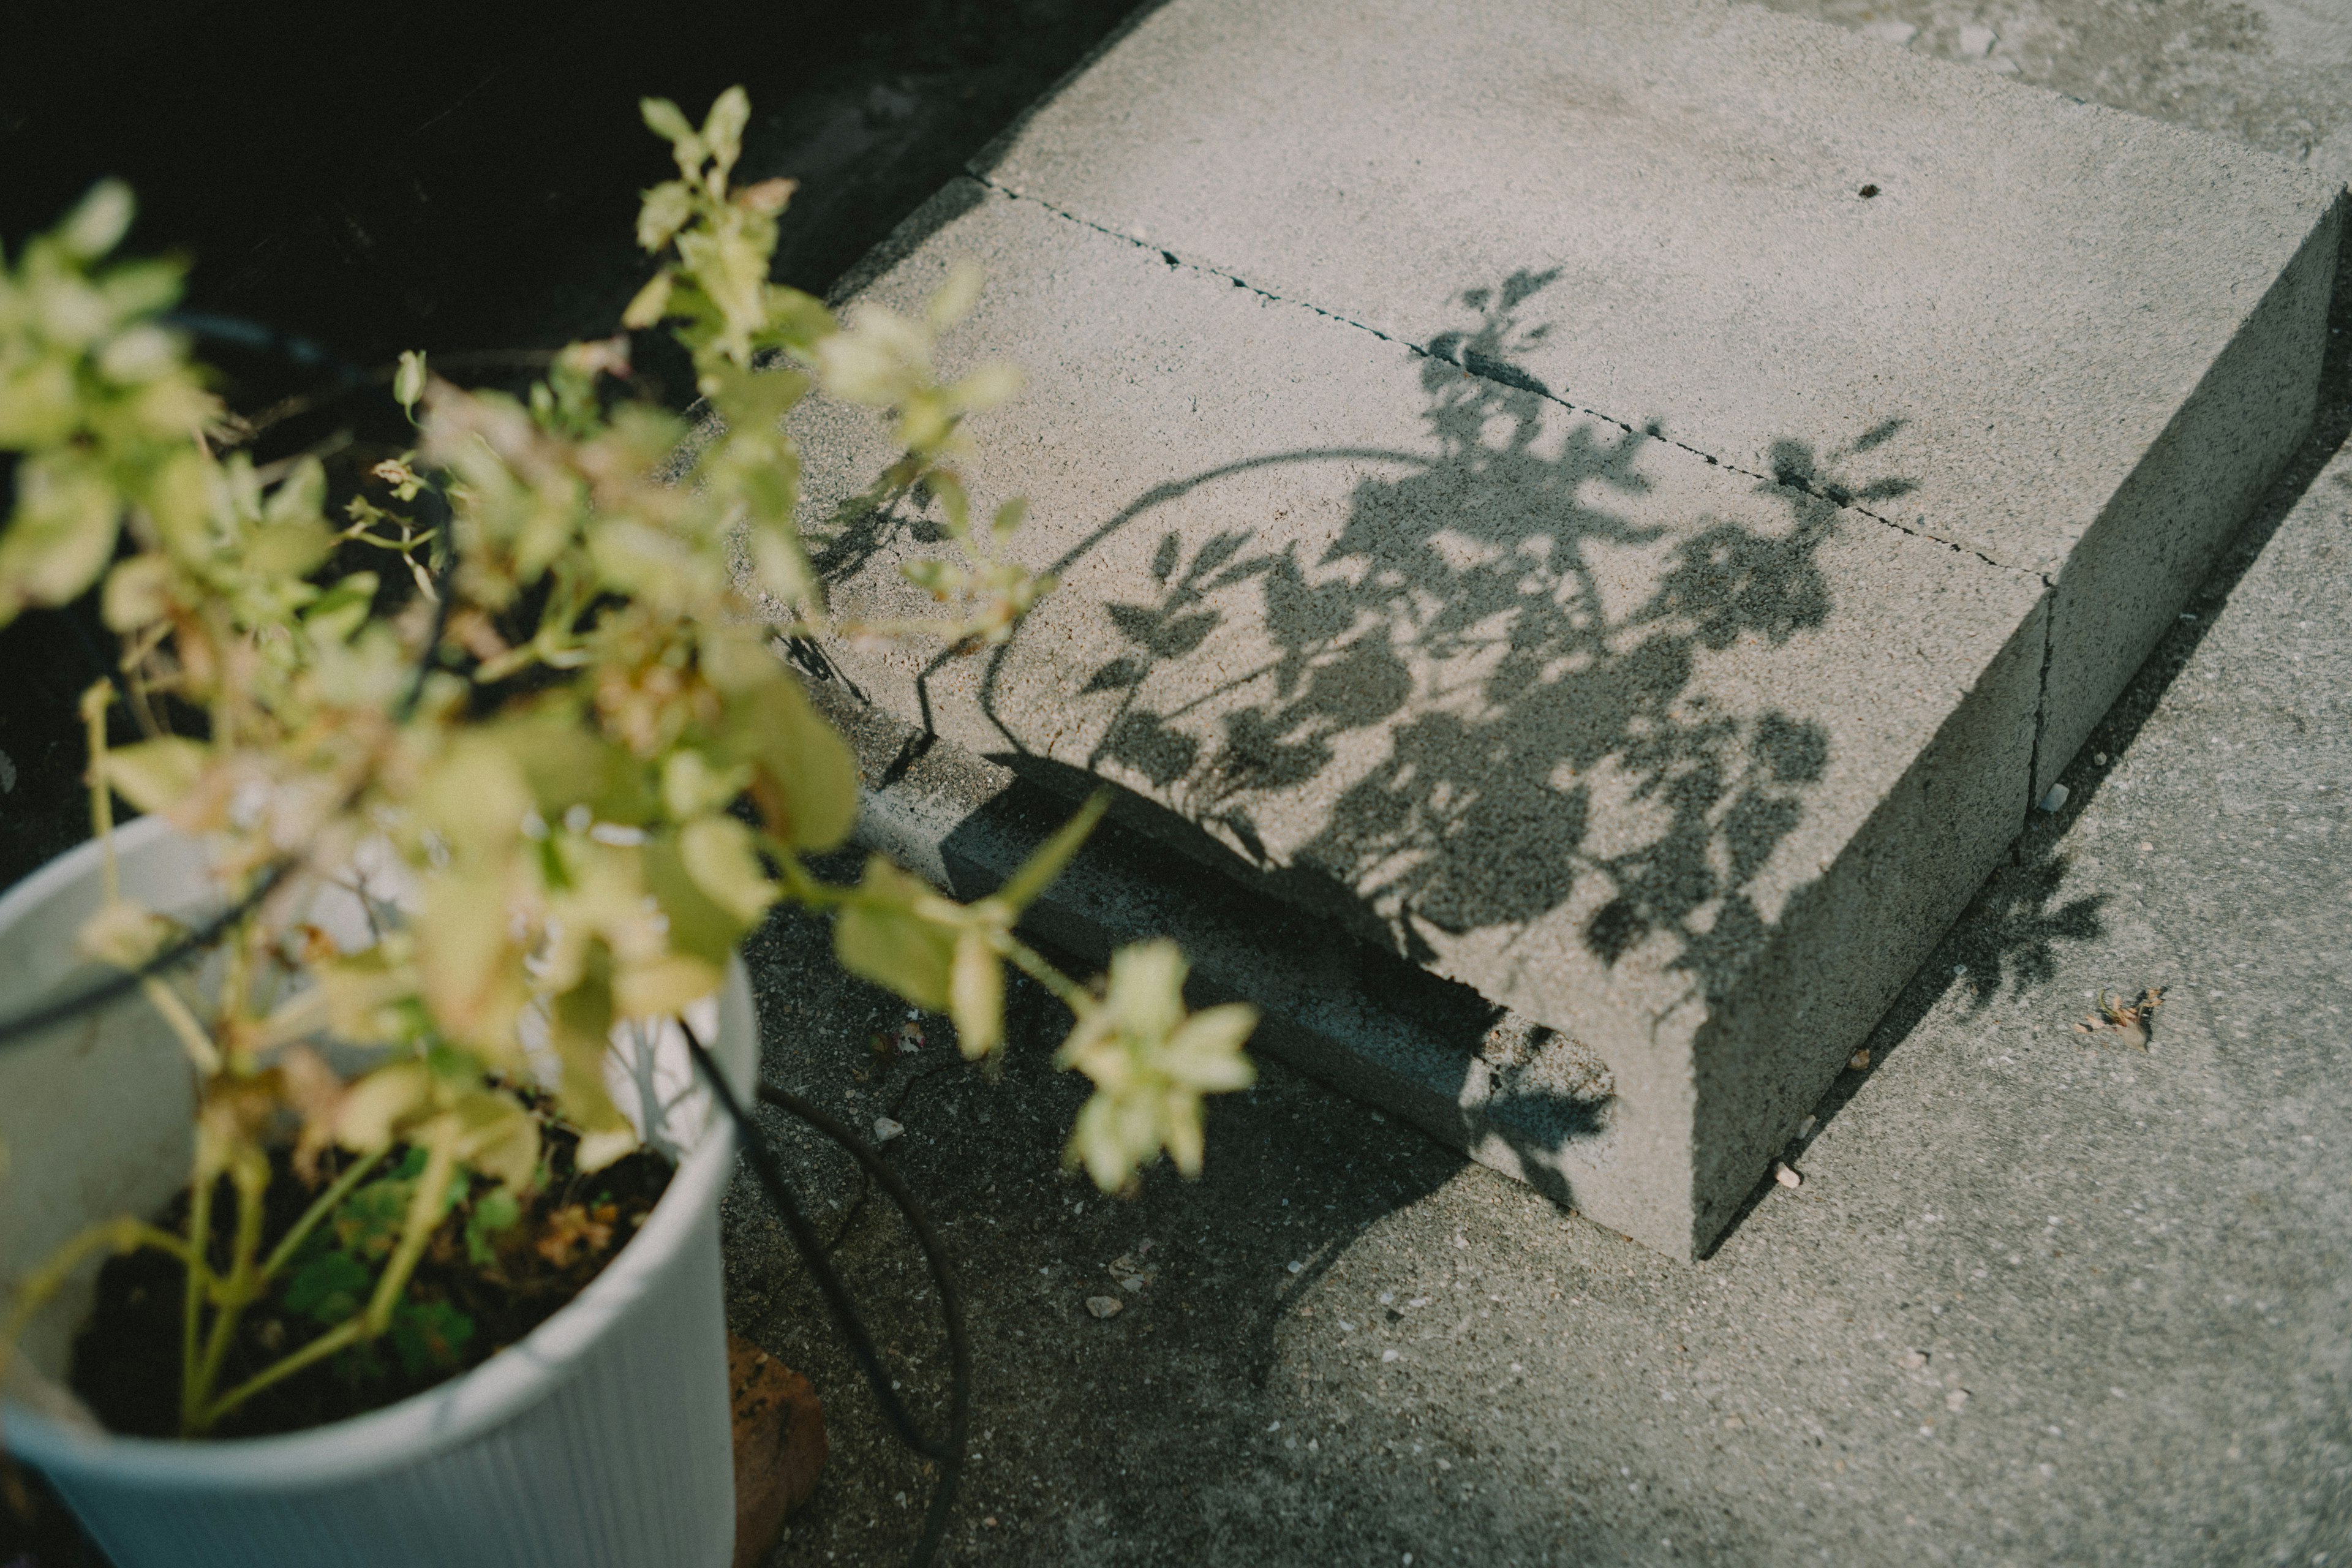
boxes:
[677,1022,970,1568]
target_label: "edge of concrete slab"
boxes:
[2031,189,2348,800]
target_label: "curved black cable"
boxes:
[677,1024,969,1568]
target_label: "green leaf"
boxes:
[464,1188,521,1268]
[282,1248,370,1326]
[389,1298,475,1378]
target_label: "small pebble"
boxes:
[1287,1261,1305,1274]
[1798,1114,1817,1140]
[1085,1295,1123,1319]
[872,1117,905,1144]
[1773,1161,1803,1189]
[1382,1349,1401,1363]
[1956,24,1997,56]
[1900,1350,1929,1370]
[1946,1389,1970,1411]
[2038,783,2069,813]
[1850,1049,1872,1071]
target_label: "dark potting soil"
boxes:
[69,1123,672,1441]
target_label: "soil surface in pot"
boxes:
[69,1120,672,1440]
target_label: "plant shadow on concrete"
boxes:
[866,272,1937,1205]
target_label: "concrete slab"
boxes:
[971,0,2343,798]
[793,185,2050,1254]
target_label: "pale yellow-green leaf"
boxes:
[393,350,426,415]
[680,813,775,925]
[99,553,175,631]
[660,749,752,821]
[700,86,750,181]
[415,870,529,1046]
[94,324,178,385]
[924,260,984,331]
[729,672,856,851]
[99,735,208,814]
[948,928,1003,1059]
[417,738,533,864]
[451,1088,541,1192]
[635,180,693,254]
[612,951,722,1020]
[0,459,119,617]
[621,269,674,328]
[58,179,135,260]
[336,1060,435,1153]
[76,899,173,969]
[833,858,956,1012]
[949,361,1023,412]
[639,97,697,149]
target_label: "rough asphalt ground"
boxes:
[718,4,2352,1565]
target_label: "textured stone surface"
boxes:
[971,0,2342,797]
[798,185,2047,1253]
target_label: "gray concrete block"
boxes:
[791,185,2049,1254]
[971,0,2343,798]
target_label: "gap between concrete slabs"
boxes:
[791,179,2051,1255]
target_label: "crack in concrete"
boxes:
[975,176,2023,576]
[2024,573,2059,821]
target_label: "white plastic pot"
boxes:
[0,815,754,1568]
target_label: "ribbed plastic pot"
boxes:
[0,816,753,1568]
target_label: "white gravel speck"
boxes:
[1287,1261,1304,1274]
[1084,1295,1123,1319]
[872,1117,905,1144]
[1774,1162,1803,1189]
[1382,1349,1401,1363]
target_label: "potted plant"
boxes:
[0,88,1257,1568]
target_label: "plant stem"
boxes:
[195,1317,365,1430]
[184,1155,268,1430]
[364,1126,458,1335]
[80,682,118,904]
[178,1165,214,1433]
[255,1148,384,1286]
[1000,935,1091,1013]
[1,1216,192,1365]
[140,974,223,1076]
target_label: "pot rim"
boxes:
[0,815,754,1487]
